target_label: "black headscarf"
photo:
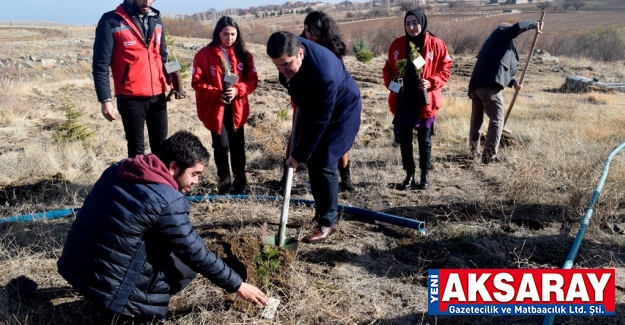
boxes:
[395,9,428,124]
[404,10,428,51]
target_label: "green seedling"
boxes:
[255,244,281,289]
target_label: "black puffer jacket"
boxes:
[57,155,242,319]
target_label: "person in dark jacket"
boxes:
[57,131,267,325]
[279,11,355,192]
[267,31,361,244]
[468,20,543,164]
[93,0,186,158]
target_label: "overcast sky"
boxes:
[0,0,341,25]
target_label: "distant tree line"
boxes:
[536,0,586,11]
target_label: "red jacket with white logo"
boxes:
[92,4,168,101]
[382,33,452,118]
[191,45,258,134]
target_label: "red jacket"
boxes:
[192,45,258,134]
[382,33,452,118]
[108,5,167,98]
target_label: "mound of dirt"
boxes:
[202,229,296,316]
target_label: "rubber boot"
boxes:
[338,161,355,192]
[417,170,430,190]
[232,173,248,195]
[399,170,415,190]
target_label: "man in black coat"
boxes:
[267,31,361,244]
[57,131,266,324]
[468,20,543,164]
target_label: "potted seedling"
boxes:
[221,57,238,104]
[391,41,428,108]
[164,33,185,99]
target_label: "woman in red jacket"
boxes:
[382,10,452,190]
[192,16,258,194]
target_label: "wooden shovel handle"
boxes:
[503,10,546,127]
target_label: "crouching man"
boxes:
[57,131,267,325]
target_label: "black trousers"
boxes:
[117,93,168,158]
[309,161,339,227]
[210,105,246,187]
[398,126,432,172]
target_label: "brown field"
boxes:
[1,9,625,325]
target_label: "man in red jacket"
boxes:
[93,0,186,158]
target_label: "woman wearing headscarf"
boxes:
[382,10,452,190]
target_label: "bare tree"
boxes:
[571,0,585,11]
[560,1,571,11]
[536,1,551,10]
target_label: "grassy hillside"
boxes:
[0,16,624,325]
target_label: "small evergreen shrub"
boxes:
[353,38,374,63]
[53,85,92,145]
[356,50,374,63]
[255,244,281,289]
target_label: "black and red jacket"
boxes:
[93,3,168,102]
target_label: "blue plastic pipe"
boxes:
[0,208,79,224]
[543,142,625,325]
[0,195,426,233]
[189,195,426,233]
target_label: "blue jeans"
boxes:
[308,161,339,227]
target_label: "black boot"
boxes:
[338,161,355,192]
[217,176,231,195]
[232,174,248,195]
[417,170,430,190]
[399,170,415,190]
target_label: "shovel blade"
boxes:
[261,234,299,251]
[261,222,300,251]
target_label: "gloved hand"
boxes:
[167,70,186,100]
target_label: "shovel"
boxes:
[261,109,302,251]
[502,10,546,137]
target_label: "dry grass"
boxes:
[1,22,625,325]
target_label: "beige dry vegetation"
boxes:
[1,20,625,325]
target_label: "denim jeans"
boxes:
[116,93,168,158]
